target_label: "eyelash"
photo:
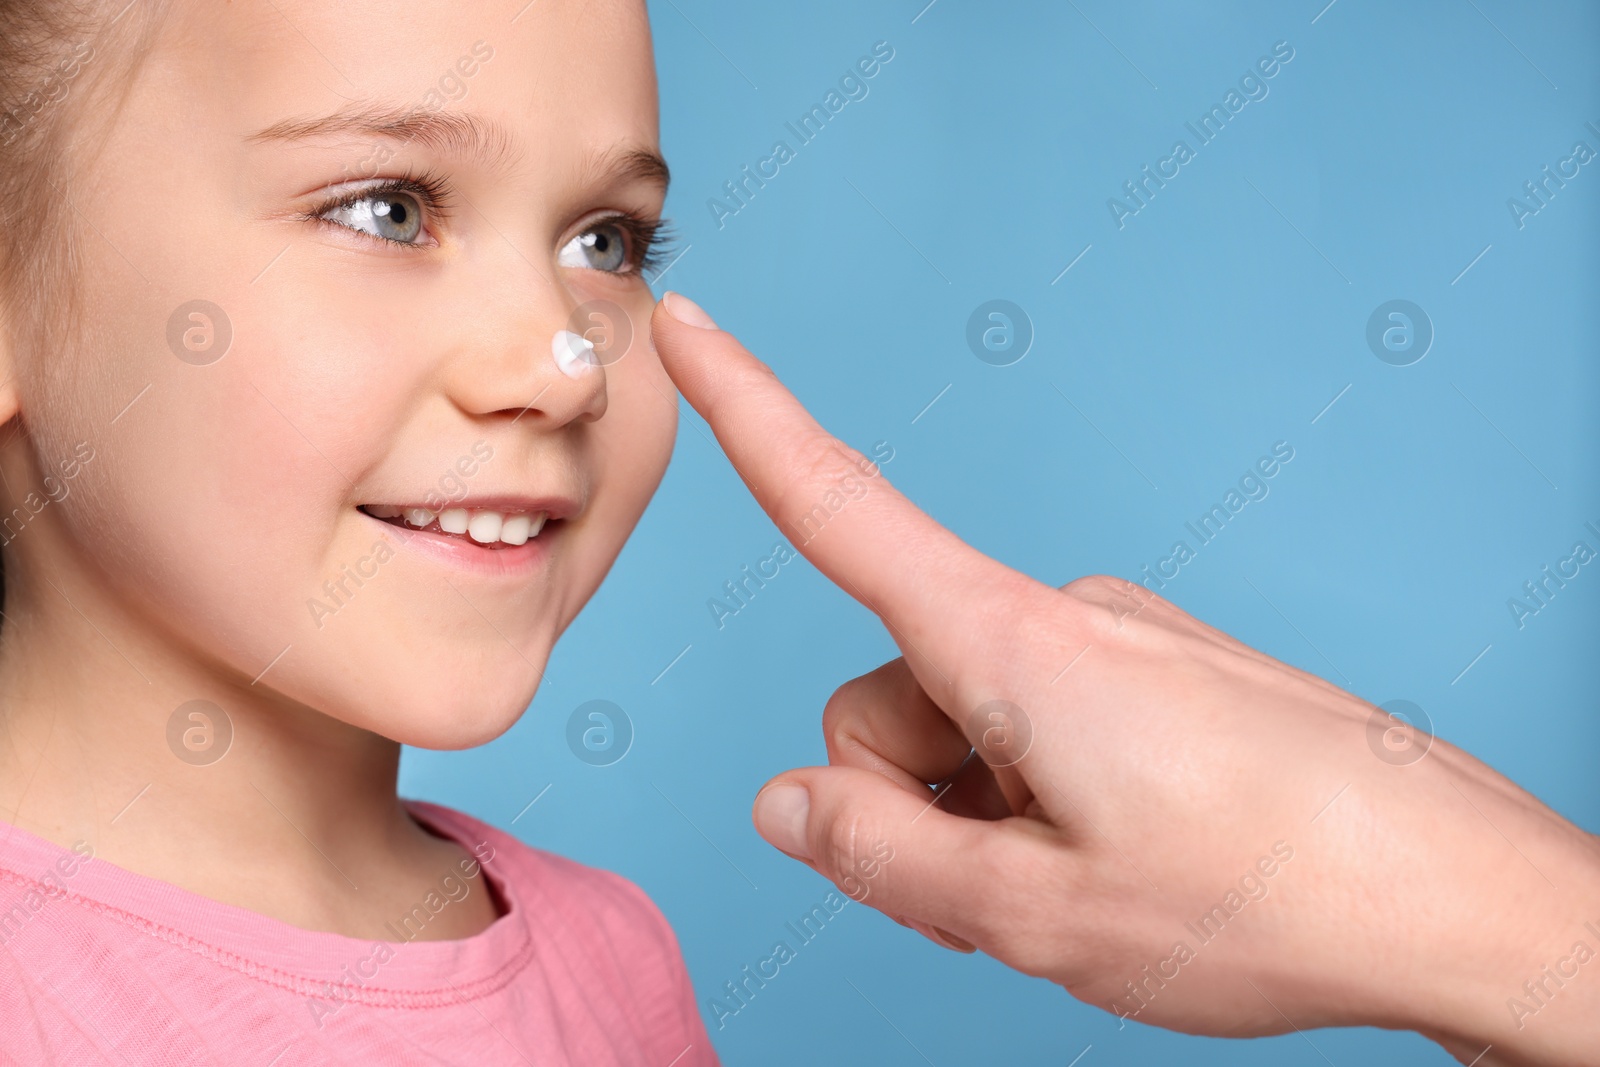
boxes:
[619,215,675,279]
[305,169,675,276]
[304,168,455,248]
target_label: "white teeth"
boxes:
[467,511,502,544]
[377,505,552,545]
[499,514,531,545]
[498,511,548,545]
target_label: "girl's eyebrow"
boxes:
[246,102,670,193]
[247,103,516,164]
[581,143,672,195]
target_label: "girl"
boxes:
[0,0,715,1061]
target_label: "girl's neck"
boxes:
[0,562,496,941]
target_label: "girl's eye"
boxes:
[557,221,630,273]
[320,190,426,244]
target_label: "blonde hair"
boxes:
[0,1,164,344]
[0,0,165,609]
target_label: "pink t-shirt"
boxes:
[0,801,718,1065]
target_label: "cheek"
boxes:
[607,312,678,496]
[552,329,676,620]
[607,361,676,504]
[43,274,416,675]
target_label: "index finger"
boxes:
[650,292,1039,700]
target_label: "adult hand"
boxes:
[650,292,1600,1065]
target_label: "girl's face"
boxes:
[4,0,675,747]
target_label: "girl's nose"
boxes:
[443,304,613,427]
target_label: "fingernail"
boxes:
[752,783,810,859]
[663,291,718,330]
[908,919,976,953]
[931,926,976,953]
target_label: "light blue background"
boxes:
[403,1,1600,1062]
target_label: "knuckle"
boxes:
[986,580,1076,670]
[798,436,879,489]
[1059,572,1126,601]
[819,808,876,889]
[1060,573,1161,642]
[778,435,885,545]
[821,676,873,758]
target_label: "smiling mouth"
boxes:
[358,504,555,549]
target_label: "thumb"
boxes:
[752,765,1061,962]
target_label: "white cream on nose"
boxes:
[552,329,597,379]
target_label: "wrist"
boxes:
[1414,800,1600,1064]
